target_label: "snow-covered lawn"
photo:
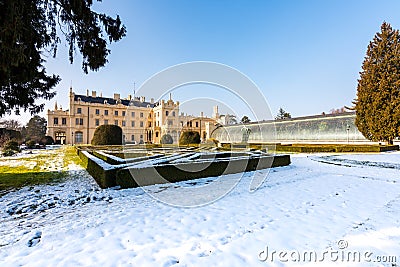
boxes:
[1,151,400,266]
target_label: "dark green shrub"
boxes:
[160,134,173,144]
[3,140,20,152]
[91,125,122,145]
[40,136,54,145]
[26,140,36,149]
[179,131,200,145]
[2,149,16,157]
[0,129,22,146]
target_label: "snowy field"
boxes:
[1,151,400,266]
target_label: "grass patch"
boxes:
[0,146,84,195]
[0,172,65,195]
[64,146,85,167]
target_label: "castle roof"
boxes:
[74,94,155,108]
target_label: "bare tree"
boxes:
[0,119,22,130]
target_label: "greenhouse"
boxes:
[211,112,369,144]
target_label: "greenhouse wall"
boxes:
[211,112,370,144]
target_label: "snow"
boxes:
[1,151,400,266]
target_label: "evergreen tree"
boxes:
[354,22,400,144]
[26,115,47,142]
[241,116,251,124]
[275,108,291,120]
[0,0,126,117]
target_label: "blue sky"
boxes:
[10,0,400,123]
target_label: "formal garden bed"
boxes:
[76,146,291,189]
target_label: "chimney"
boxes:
[114,93,120,100]
[92,91,96,97]
[86,89,89,96]
[140,96,145,102]
[150,98,154,104]
[213,105,219,118]
[128,94,132,100]
[200,111,204,117]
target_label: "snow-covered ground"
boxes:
[1,151,400,266]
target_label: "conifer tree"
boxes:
[354,22,400,144]
[275,108,291,120]
[0,0,126,117]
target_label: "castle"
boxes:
[47,88,218,145]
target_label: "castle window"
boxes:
[95,119,99,126]
[166,111,169,116]
[122,121,126,127]
[140,121,144,127]
[95,109,100,115]
[131,121,135,127]
[77,108,82,114]
[62,118,67,125]
[104,110,109,116]
[131,111,135,117]
[122,111,126,117]
[75,132,83,143]
[114,120,118,126]
[131,135,135,141]
[196,121,199,127]
[115,110,118,116]
[140,112,144,118]
[54,118,58,125]
[172,111,176,117]
[104,120,108,125]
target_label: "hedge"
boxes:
[116,154,290,188]
[179,131,200,145]
[91,125,123,145]
[76,149,120,188]
[160,134,173,144]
